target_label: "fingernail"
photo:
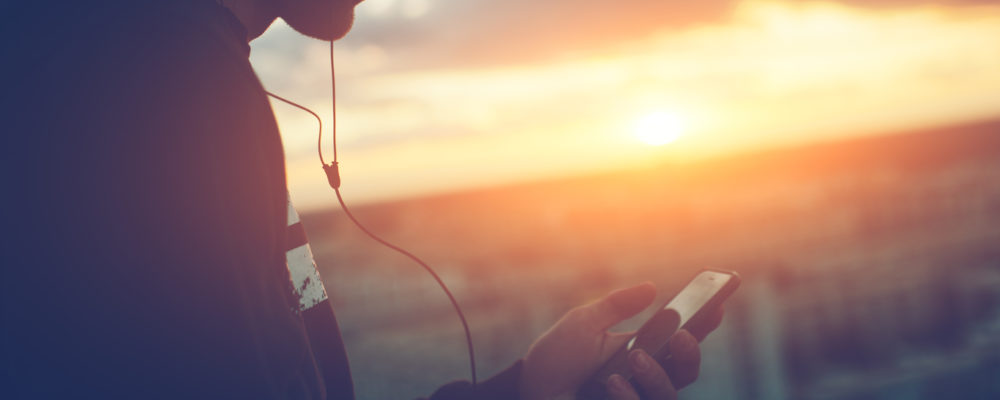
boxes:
[607,374,627,392]
[630,350,651,372]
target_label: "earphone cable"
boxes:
[326,40,476,388]
[330,41,338,163]
[331,186,478,388]
[265,90,326,167]
[263,41,478,390]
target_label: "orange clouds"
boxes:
[253,1,1000,209]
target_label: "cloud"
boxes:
[341,0,997,71]
[839,0,996,6]
[259,0,1000,157]
[346,0,736,69]
[252,0,1000,207]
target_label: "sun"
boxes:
[633,111,683,146]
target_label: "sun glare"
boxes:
[634,111,683,146]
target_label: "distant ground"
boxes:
[301,119,1000,400]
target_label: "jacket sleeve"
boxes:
[286,201,356,398]
[419,360,524,400]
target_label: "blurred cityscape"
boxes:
[301,120,1000,399]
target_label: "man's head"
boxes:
[275,0,363,41]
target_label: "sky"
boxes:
[249,0,1000,210]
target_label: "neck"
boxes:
[219,0,279,42]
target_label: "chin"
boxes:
[280,0,358,41]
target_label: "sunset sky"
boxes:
[249,0,1000,210]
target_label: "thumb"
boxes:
[579,282,657,332]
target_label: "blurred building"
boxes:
[692,137,1000,400]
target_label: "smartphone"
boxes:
[577,269,741,400]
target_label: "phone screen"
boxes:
[664,270,733,327]
[625,270,735,352]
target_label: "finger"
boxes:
[628,349,678,400]
[599,331,638,361]
[605,374,641,400]
[685,305,724,342]
[577,282,657,332]
[663,330,701,389]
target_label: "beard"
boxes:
[279,0,358,41]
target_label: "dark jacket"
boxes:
[1,1,519,398]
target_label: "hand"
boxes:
[518,282,724,400]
